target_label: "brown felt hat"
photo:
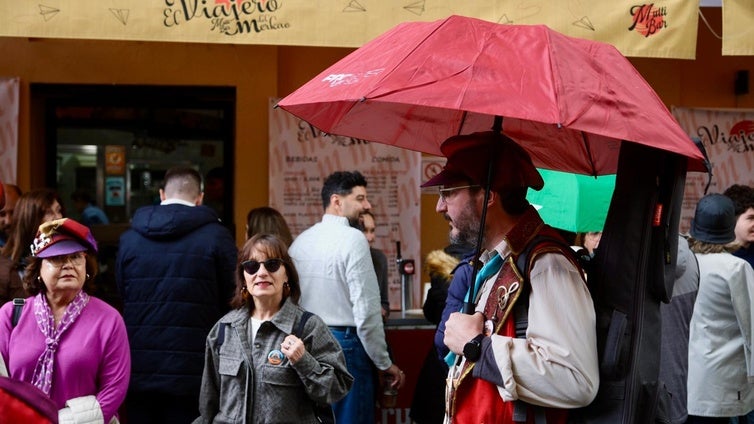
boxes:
[421,131,543,193]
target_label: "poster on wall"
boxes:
[0,77,19,184]
[105,145,126,175]
[672,107,754,233]
[268,98,422,311]
[105,176,125,206]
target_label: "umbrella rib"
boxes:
[456,111,468,136]
[363,18,464,101]
[366,66,471,101]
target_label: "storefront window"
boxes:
[33,84,235,309]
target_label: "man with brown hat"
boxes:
[422,131,599,423]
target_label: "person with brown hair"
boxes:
[195,234,352,423]
[245,206,294,246]
[357,210,390,320]
[573,231,602,256]
[0,189,63,305]
[1,189,64,265]
[0,183,23,248]
[723,184,754,269]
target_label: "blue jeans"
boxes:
[729,411,754,424]
[330,327,375,424]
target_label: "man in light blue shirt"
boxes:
[71,190,109,227]
[289,170,404,424]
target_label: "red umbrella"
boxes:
[278,15,705,174]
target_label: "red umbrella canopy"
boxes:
[278,15,705,175]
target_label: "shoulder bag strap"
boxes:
[294,311,313,338]
[12,298,25,327]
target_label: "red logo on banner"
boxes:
[628,4,667,37]
[729,120,754,153]
[730,120,754,139]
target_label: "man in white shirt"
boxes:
[289,170,404,424]
[423,132,599,423]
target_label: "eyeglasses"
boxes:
[438,185,480,202]
[241,258,285,275]
[44,252,87,268]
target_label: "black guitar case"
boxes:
[570,141,688,423]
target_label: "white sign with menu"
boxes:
[268,98,422,311]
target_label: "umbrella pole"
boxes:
[463,116,503,314]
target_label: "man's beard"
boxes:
[347,214,362,229]
[448,205,481,247]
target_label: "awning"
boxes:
[0,0,750,58]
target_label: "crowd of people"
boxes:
[1,144,754,423]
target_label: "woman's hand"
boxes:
[281,335,305,364]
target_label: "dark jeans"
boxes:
[686,416,730,424]
[125,391,199,424]
[730,413,754,424]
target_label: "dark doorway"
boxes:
[31,84,236,309]
[32,84,236,229]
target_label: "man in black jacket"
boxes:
[116,166,237,424]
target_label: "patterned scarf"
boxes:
[31,290,90,395]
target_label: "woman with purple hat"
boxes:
[0,218,130,423]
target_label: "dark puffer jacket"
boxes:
[116,204,237,396]
[433,253,473,359]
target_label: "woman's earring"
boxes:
[86,273,90,280]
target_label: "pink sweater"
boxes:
[0,296,131,422]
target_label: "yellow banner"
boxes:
[723,0,754,55]
[0,0,697,58]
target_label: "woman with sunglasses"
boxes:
[195,234,353,423]
[0,218,130,423]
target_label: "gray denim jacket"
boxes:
[194,298,353,424]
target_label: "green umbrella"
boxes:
[527,169,616,233]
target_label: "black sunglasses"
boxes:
[241,258,285,275]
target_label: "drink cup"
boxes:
[381,375,399,408]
